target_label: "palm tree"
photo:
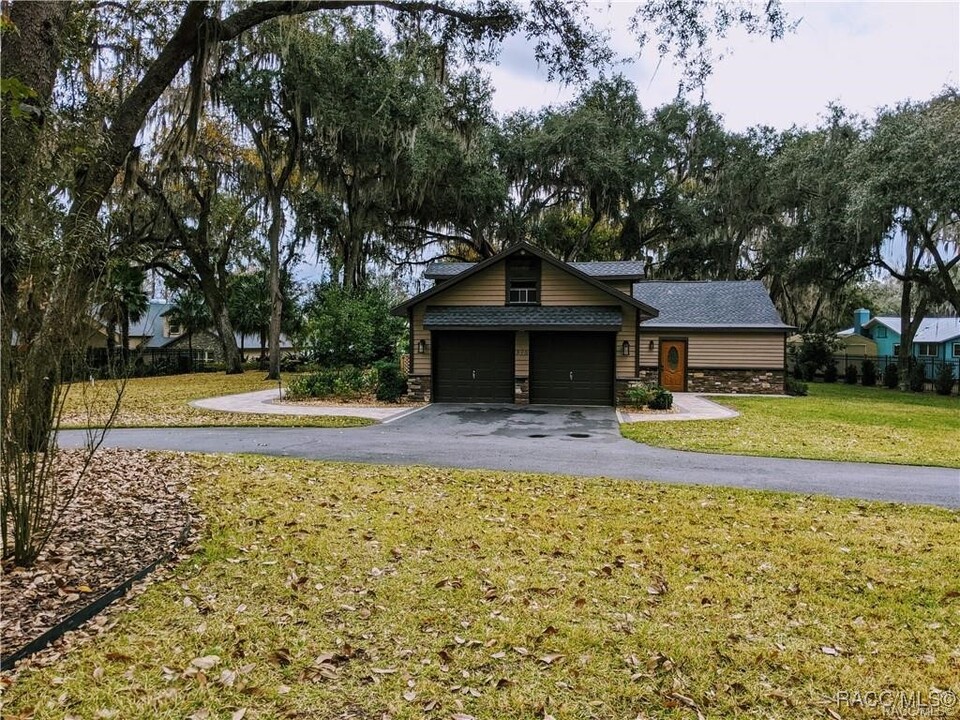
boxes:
[98,264,149,365]
[227,272,271,363]
[165,289,212,360]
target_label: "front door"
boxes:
[659,339,686,392]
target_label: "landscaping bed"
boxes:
[3,455,957,718]
[1,450,195,668]
[622,382,960,467]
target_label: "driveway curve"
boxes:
[60,404,959,508]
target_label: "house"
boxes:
[840,309,960,364]
[164,329,295,362]
[126,301,294,362]
[392,242,792,405]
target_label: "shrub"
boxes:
[286,369,336,399]
[883,362,899,389]
[785,378,808,396]
[800,361,819,381]
[299,281,406,368]
[793,332,841,380]
[374,361,407,402]
[934,363,955,396]
[647,386,673,410]
[823,360,838,383]
[844,364,858,384]
[332,365,374,399]
[623,384,651,408]
[908,360,926,392]
[861,359,877,386]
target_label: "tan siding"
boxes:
[540,264,617,305]
[639,331,784,369]
[515,331,529,376]
[411,306,431,375]
[429,262,505,306]
[616,308,636,377]
[607,280,633,295]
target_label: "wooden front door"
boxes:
[659,339,686,392]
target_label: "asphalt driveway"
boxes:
[59,403,960,508]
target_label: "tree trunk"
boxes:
[266,192,284,380]
[1,1,73,329]
[193,270,243,374]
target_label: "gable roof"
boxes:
[424,259,647,281]
[393,242,659,318]
[633,281,792,331]
[864,316,960,343]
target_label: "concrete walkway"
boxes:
[617,393,739,422]
[190,389,422,422]
[197,389,743,424]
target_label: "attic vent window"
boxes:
[509,281,538,304]
[506,256,540,305]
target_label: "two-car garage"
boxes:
[432,330,615,405]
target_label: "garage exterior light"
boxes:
[622,340,630,356]
[418,339,427,354]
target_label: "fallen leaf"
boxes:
[190,655,220,671]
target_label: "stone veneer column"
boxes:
[515,378,529,405]
[406,375,431,402]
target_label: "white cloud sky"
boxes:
[486,1,960,131]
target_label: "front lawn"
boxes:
[622,383,960,468]
[4,456,958,718]
[60,372,373,429]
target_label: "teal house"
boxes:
[841,309,960,363]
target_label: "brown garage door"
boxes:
[433,331,515,403]
[530,332,615,405]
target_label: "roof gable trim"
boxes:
[393,242,659,318]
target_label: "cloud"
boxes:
[488,1,960,131]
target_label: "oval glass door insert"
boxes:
[667,346,679,370]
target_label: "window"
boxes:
[954,343,960,357]
[506,256,540,305]
[166,320,182,337]
[917,343,939,357]
[509,281,538,304]
[874,326,887,339]
[893,344,900,356]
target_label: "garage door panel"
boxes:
[434,332,514,403]
[530,332,614,405]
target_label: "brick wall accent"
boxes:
[407,375,432,402]
[687,368,785,394]
[515,378,529,405]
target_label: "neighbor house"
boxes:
[392,242,792,405]
[122,301,294,362]
[839,308,960,363]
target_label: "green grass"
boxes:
[622,383,960,468]
[60,372,373,429]
[4,456,958,719]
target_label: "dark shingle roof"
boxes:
[423,305,623,329]
[633,281,791,329]
[424,260,646,280]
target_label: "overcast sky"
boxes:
[486,1,960,131]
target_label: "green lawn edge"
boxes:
[620,383,960,468]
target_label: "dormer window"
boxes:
[507,256,540,305]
